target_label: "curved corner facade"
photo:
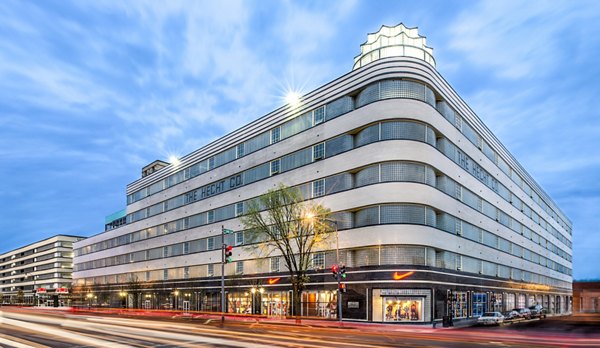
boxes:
[72,55,572,323]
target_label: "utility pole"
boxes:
[221,225,225,324]
[334,221,343,322]
[220,226,234,324]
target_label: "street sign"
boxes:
[222,228,234,234]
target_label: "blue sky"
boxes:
[0,0,598,279]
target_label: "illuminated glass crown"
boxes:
[353,23,435,70]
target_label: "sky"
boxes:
[0,0,598,280]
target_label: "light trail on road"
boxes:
[1,308,600,348]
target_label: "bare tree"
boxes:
[242,184,333,317]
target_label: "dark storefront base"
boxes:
[74,266,572,323]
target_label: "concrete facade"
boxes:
[72,25,572,322]
[1,234,84,306]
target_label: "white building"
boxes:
[1,234,84,306]
[73,24,572,323]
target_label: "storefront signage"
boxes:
[392,271,414,280]
[348,301,360,309]
[183,174,243,204]
[268,277,281,285]
[36,287,47,293]
[56,287,69,294]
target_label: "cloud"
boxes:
[448,0,600,80]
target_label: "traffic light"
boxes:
[340,265,346,279]
[224,245,233,263]
[331,264,338,278]
[339,283,346,293]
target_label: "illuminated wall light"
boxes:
[285,91,301,107]
[168,155,180,166]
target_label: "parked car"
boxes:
[512,308,532,320]
[477,312,505,325]
[528,305,547,319]
[503,310,520,321]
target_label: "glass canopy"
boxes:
[353,23,435,70]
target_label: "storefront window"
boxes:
[472,293,487,317]
[517,294,526,309]
[260,291,289,317]
[505,293,515,310]
[383,297,423,322]
[302,291,337,318]
[451,291,468,318]
[492,293,502,312]
[228,292,253,314]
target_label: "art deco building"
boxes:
[1,235,84,306]
[73,24,572,323]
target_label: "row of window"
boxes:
[0,251,73,271]
[0,242,71,266]
[436,100,571,235]
[124,117,570,254]
[127,97,354,204]
[75,245,571,291]
[0,262,71,280]
[437,138,571,248]
[78,155,571,270]
[127,78,569,236]
[436,175,571,261]
[74,201,571,277]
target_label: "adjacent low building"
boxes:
[73,24,573,323]
[573,281,600,313]
[1,235,84,306]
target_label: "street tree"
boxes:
[242,184,333,317]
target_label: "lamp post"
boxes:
[86,292,93,309]
[173,290,179,311]
[119,291,128,308]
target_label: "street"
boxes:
[1,308,599,347]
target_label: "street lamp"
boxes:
[119,291,128,308]
[86,292,94,308]
[173,290,179,310]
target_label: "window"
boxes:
[235,202,244,217]
[235,232,244,246]
[312,252,325,269]
[207,210,215,223]
[313,106,325,125]
[271,127,281,144]
[312,143,324,161]
[163,269,168,280]
[236,143,245,158]
[270,159,280,175]
[208,157,215,170]
[472,293,487,317]
[207,237,215,250]
[312,179,325,198]
[183,242,190,254]
[183,266,190,279]
[235,261,244,274]
[207,264,214,277]
[271,257,280,272]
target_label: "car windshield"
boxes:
[483,312,496,317]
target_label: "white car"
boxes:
[477,312,505,325]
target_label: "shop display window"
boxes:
[383,297,423,322]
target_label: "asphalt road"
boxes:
[1,308,599,348]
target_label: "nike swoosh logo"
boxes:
[393,271,415,280]
[268,277,281,285]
